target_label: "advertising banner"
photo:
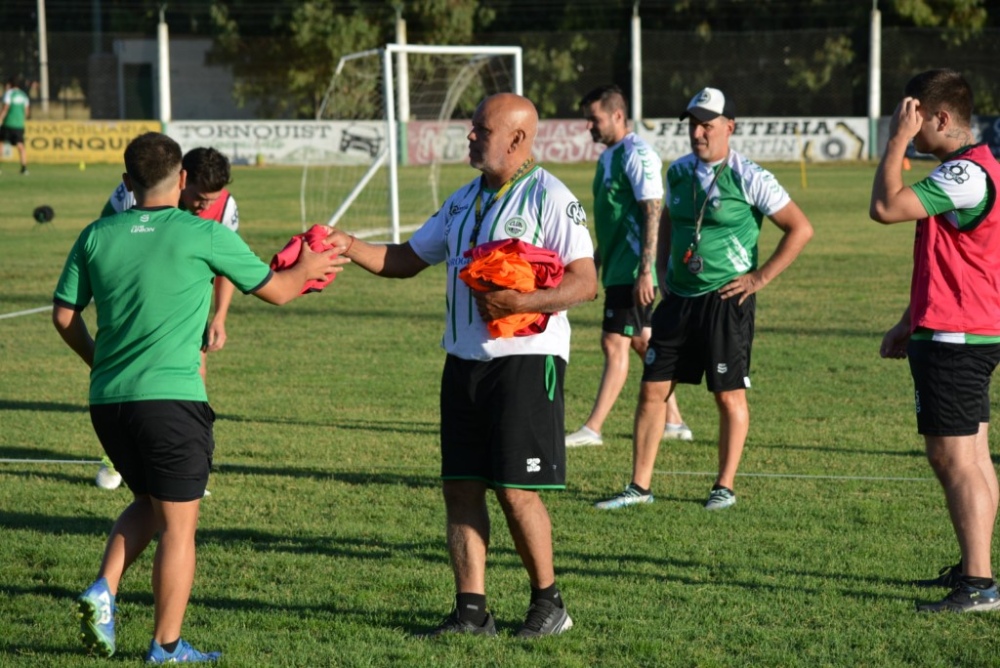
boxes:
[406,119,604,166]
[638,117,869,163]
[21,121,162,163]
[165,121,386,166]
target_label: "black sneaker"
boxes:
[912,562,963,588]
[419,609,497,638]
[917,582,1000,613]
[515,599,573,638]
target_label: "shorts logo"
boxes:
[915,390,921,414]
[716,363,728,374]
[526,458,541,473]
[605,308,613,318]
[645,348,656,365]
[504,216,528,238]
[566,201,587,226]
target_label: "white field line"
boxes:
[0,459,102,465]
[0,458,936,482]
[0,305,52,320]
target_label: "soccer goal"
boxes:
[300,43,523,242]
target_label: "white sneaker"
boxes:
[94,465,122,490]
[565,426,603,447]
[663,422,693,441]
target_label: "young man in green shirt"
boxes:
[53,132,347,662]
[0,77,30,175]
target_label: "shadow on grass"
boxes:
[0,399,87,413]
[217,413,438,435]
[214,464,440,489]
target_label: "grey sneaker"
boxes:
[912,562,963,588]
[594,483,654,510]
[515,599,573,638]
[565,426,602,447]
[663,422,693,441]
[917,582,1000,613]
[704,486,736,510]
[419,610,497,638]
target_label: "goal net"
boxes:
[300,44,523,241]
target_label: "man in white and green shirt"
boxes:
[596,87,813,511]
[566,84,691,448]
[326,93,596,638]
[873,69,1000,613]
[0,77,30,174]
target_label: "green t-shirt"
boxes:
[1,87,29,129]
[665,150,790,297]
[53,207,273,403]
[592,133,663,288]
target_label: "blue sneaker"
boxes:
[77,578,115,657]
[145,638,221,664]
[917,582,1000,613]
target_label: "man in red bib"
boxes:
[872,69,1000,613]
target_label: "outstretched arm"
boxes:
[254,241,350,305]
[325,228,429,278]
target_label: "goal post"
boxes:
[300,43,524,242]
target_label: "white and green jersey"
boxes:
[910,151,989,231]
[409,165,594,362]
[665,149,790,297]
[1,87,29,128]
[593,132,663,288]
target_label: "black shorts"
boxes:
[602,284,654,337]
[0,126,24,145]
[440,354,566,489]
[90,400,216,501]
[907,340,1000,436]
[643,291,755,392]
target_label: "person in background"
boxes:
[0,77,30,175]
[595,86,813,511]
[565,83,692,449]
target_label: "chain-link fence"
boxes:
[1,25,998,121]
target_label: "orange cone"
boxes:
[903,157,912,171]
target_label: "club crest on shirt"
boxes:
[504,216,528,238]
[940,162,969,185]
[566,201,587,226]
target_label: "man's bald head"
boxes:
[468,93,539,186]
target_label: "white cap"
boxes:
[680,87,735,121]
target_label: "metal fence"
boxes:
[1,25,998,121]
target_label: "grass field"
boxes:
[3,158,1000,667]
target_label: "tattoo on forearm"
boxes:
[640,199,660,272]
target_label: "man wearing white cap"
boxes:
[595,87,813,511]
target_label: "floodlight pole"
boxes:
[868,0,881,160]
[37,0,50,114]
[158,5,172,123]
[631,1,642,124]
